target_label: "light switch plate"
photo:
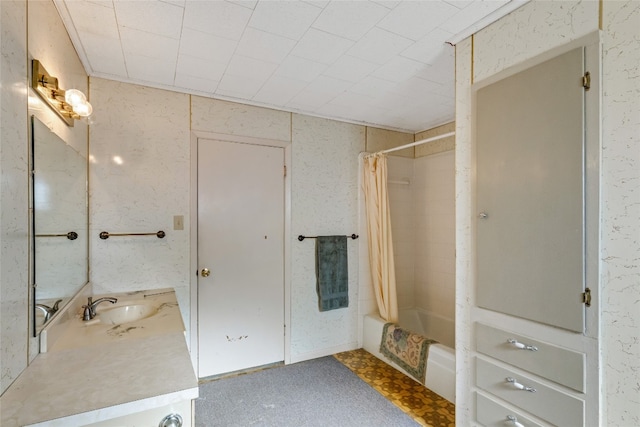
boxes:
[173,215,184,230]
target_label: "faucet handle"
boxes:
[82,305,91,321]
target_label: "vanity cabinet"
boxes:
[0,287,198,427]
[86,401,191,427]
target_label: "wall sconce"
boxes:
[31,60,92,126]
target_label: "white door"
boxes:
[197,138,284,378]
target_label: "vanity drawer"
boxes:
[476,357,584,427]
[476,392,543,427]
[476,323,585,392]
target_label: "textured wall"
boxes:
[415,122,455,157]
[89,78,191,341]
[191,96,291,142]
[600,1,640,424]
[0,0,28,396]
[28,0,89,155]
[366,127,413,157]
[290,114,364,361]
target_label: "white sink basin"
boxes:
[98,303,158,325]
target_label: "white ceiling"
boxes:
[55,0,525,133]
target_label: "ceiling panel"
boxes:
[377,0,458,40]
[346,27,413,65]
[65,1,118,38]
[119,27,180,60]
[55,0,528,133]
[274,55,328,82]
[114,0,184,39]
[253,75,308,106]
[248,1,322,40]
[79,32,127,76]
[323,55,380,84]
[183,1,252,39]
[311,1,389,41]
[290,28,355,65]
[235,28,297,64]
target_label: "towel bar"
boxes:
[35,231,78,240]
[298,234,358,241]
[99,230,165,240]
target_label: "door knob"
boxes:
[200,268,211,277]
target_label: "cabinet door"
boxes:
[476,48,585,332]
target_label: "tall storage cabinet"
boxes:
[471,36,600,426]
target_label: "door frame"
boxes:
[189,130,292,374]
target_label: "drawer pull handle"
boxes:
[507,415,525,427]
[507,338,538,351]
[506,377,536,392]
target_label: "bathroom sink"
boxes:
[98,303,158,325]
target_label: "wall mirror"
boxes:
[31,116,88,334]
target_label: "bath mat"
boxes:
[380,323,437,384]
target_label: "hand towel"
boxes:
[315,235,348,311]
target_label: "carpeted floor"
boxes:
[195,348,455,427]
[195,355,420,426]
[334,349,455,427]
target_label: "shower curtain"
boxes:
[362,153,398,323]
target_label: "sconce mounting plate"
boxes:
[32,60,75,126]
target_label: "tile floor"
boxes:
[334,349,455,427]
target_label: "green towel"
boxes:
[315,235,349,311]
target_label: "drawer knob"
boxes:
[507,415,525,427]
[506,377,537,392]
[507,338,538,351]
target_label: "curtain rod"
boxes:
[375,131,455,155]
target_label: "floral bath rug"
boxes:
[380,322,438,384]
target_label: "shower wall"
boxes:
[387,150,455,322]
[387,157,415,309]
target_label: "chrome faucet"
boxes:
[35,299,62,323]
[82,297,117,321]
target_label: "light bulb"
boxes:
[65,89,86,106]
[73,100,93,117]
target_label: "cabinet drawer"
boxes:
[476,323,585,392]
[476,392,543,427]
[476,357,584,426]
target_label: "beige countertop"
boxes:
[0,288,198,427]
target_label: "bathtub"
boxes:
[362,309,455,403]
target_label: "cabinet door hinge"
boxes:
[284,165,287,177]
[582,71,591,91]
[582,288,591,307]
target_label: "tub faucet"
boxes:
[83,297,117,321]
[35,299,62,323]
